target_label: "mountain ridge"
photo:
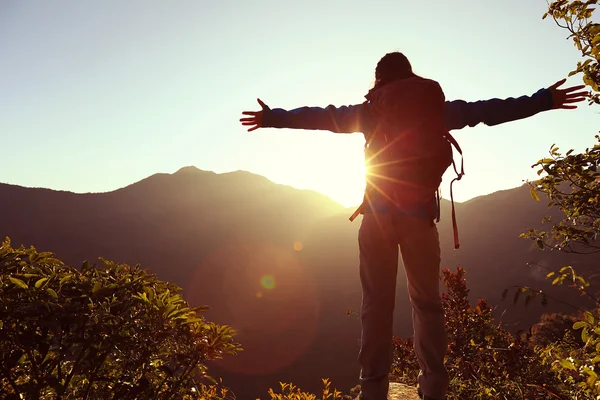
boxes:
[0,168,595,399]
[1,165,531,208]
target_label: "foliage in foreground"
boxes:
[261,379,353,400]
[391,268,570,400]
[518,0,600,398]
[0,238,240,400]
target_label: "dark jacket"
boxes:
[261,87,554,219]
[262,88,553,134]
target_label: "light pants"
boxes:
[357,211,449,400]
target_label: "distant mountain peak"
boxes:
[171,167,270,183]
[174,166,208,175]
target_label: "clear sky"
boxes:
[1,0,598,207]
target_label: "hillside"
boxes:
[1,168,596,398]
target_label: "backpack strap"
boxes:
[349,193,367,222]
[351,124,465,251]
[350,132,466,237]
[445,132,464,250]
[349,127,379,222]
[435,188,441,223]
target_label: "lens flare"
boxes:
[187,240,319,376]
[260,274,276,290]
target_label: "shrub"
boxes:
[0,237,240,400]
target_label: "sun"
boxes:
[312,158,367,208]
[331,167,367,207]
[261,135,368,208]
[304,144,368,208]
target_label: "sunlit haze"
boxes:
[2,0,598,207]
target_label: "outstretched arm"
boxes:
[241,79,586,133]
[443,79,587,131]
[240,98,373,134]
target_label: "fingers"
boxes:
[563,96,587,104]
[241,116,261,131]
[563,85,586,93]
[241,120,259,131]
[564,90,588,98]
[241,99,268,132]
[549,78,567,90]
[559,104,579,110]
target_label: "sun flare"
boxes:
[322,163,367,207]
[263,136,369,208]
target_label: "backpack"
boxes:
[349,76,465,249]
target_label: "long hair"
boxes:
[366,52,416,100]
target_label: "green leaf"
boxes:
[552,276,561,285]
[17,353,26,365]
[530,187,541,202]
[559,266,571,273]
[34,277,49,289]
[584,367,598,378]
[41,351,55,366]
[92,281,102,293]
[582,327,590,342]
[142,286,154,300]
[584,311,595,324]
[559,358,577,371]
[574,321,587,330]
[47,288,58,299]
[59,274,73,286]
[9,277,29,289]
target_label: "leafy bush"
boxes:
[391,268,569,399]
[529,312,581,348]
[0,237,240,400]
[516,0,600,397]
[263,379,352,400]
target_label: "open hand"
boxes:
[548,78,588,109]
[240,98,270,132]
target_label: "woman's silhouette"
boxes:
[240,52,586,400]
